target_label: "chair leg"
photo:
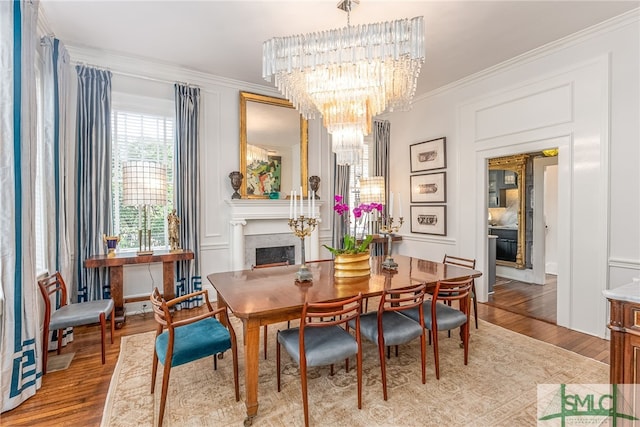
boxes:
[42,324,49,375]
[356,340,362,410]
[472,283,479,329]
[231,337,240,401]
[378,337,388,401]
[57,329,63,355]
[432,329,440,380]
[158,361,172,427]
[276,337,282,392]
[463,322,470,365]
[151,352,159,394]
[420,331,427,385]
[100,313,107,364]
[263,325,268,360]
[301,361,310,427]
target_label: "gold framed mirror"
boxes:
[488,154,528,269]
[239,91,308,199]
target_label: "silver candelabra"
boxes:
[380,216,404,270]
[288,215,317,282]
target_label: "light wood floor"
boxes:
[1,278,610,426]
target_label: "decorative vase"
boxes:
[334,251,371,278]
[229,171,243,199]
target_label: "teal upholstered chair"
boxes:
[277,293,363,427]
[38,272,114,374]
[349,283,427,400]
[403,278,473,379]
[150,288,239,426]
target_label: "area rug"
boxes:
[46,352,75,373]
[101,318,608,427]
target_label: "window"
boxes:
[111,96,174,251]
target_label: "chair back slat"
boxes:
[379,283,426,314]
[150,288,171,328]
[443,254,476,270]
[37,272,68,310]
[433,278,473,306]
[301,293,362,329]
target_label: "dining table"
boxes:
[207,254,482,426]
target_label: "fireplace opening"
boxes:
[255,245,295,267]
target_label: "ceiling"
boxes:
[40,1,638,95]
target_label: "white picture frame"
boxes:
[410,172,446,203]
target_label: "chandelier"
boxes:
[263,0,425,165]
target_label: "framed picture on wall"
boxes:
[410,205,447,236]
[410,137,446,172]
[410,172,446,203]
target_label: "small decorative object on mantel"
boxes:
[323,194,382,278]
[167,209,183,253]
[288,188,317,282]
[380,191,404,271]
[229,171,243,199]
[103,234,120,258]
[309,176,320,199]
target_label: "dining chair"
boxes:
[277,293,363,427]
[38,272,114,374]
[150,288,239,427]
[443,255,478,329]
[403,277,473,379]
[251,261,290,359]
[349,284,427,400]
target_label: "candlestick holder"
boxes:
[379,216,404,270]
[288,215,318,282]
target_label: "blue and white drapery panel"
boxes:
[41,35,73,350]
[0,0,42,412]
[75,65,113,303]
[371,120,390,256]
[332,163,351,251]
[173,83,202,309]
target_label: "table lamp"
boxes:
[122,161,167,255]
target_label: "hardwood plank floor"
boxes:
[1,281,610,426]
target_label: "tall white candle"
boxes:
[308,189,311,218]
[312,191,315,218]
[389,192,394,217]
[293,191,297,218]
[398,192,403,218]
[299,186,303,217]
[289,190,293,219]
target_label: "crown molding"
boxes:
[414,8,639,102]
[66,45,280,96]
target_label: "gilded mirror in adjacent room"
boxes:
[488,154,527,269]
[239,91,308,199]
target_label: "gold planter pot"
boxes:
[334,251,371,278]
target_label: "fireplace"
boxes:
[226,199,323,271]
[256,245,295,267]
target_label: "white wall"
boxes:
[387,11,639,337]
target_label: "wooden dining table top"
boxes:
[207,254,482,320]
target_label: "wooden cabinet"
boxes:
[488,170,518,208]
[489,227,518,262]
[607,293,640,384]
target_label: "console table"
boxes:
[85,250,194,327]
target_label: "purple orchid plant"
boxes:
[323,194,383,255]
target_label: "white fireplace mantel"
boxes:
[225,199,323,271]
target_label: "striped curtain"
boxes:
[174,84,202,309]
[332,163,351,251]
[75,65,112,302]
[372,120,391,256]
[41,36,74,350]
[0,0,42,412]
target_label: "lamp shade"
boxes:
[359,176,386,205]
[122,161,167,206]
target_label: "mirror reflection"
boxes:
[240,92,308,199]
[488,154,527,269]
